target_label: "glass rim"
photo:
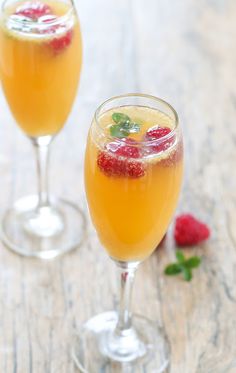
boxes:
[94,93,179,146]
[1,0,73,28]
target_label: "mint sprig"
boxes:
[164,251,201,282]
[110,112,141,138]
[112,113,130,124]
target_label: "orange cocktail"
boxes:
[85,99,183,262]
[73,95,183,371]
[0,0,84,259]
[0,0,82,137]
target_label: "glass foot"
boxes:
[1,195,86,259]
[23,204,65,238]
[72,311,170,373]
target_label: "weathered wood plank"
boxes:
[0,0,236,372]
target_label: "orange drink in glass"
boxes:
[73,94,183,372]
[0,0,85,258]
[85,104,183,262]
[0,1,82,137]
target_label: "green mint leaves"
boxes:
[164,251,201,282]
[112,113,130,124]
[110,112,141,138]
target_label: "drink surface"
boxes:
[0,0,82,137]
[85,105,183,262]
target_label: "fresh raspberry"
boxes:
[113,138,140,158]
[15,2,52,20]
[97,139,145,178]
[146,126,171,140]
[174,214,210,246]
[49,29,73,53]
[39,15,73,53]
[15,3,73,53]
[145,126,174,153]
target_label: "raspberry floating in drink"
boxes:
[15,1,52,19]
[97,138,145,178]
[145,125,175,153]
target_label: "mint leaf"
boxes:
[165,263,182,275]
[164,252,201,282]
[176,250,185,263]
[185,256,201,269]
[112,113,131,125]
[183,267,192,281]
[110,124,129,138]
[110,113,141,138]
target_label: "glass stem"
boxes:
[31,136,52,209]
[115,261,140,335]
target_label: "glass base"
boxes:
[72,311,170,372]
[1,195,86,259]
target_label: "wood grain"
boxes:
[0,0,236,372]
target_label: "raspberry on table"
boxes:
[174,214,210,246]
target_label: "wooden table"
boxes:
[0,0,236,372]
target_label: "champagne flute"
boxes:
[73,94,184,371]
[0,0,85,258]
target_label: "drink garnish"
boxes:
[110,112,141,138]
[41,16,73,53]
[15,2,52,20]
[174,214,210,246]
[97,138,145,178]
[13,1,73,53]
[164,250,201,282]
[145,126,174,153]
[48,28,72,52]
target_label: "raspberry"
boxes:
[15,2,52,20]
[97,139,145,178]
[174,214,210,246]
[41,15,73,53]
[146,126,171,140]
[49,28,73,53]
[145,126,174,153]
[15,3,73,53]
[114,138,140,158]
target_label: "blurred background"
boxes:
[0,0,235,372]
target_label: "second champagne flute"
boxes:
[0,0,85,258]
